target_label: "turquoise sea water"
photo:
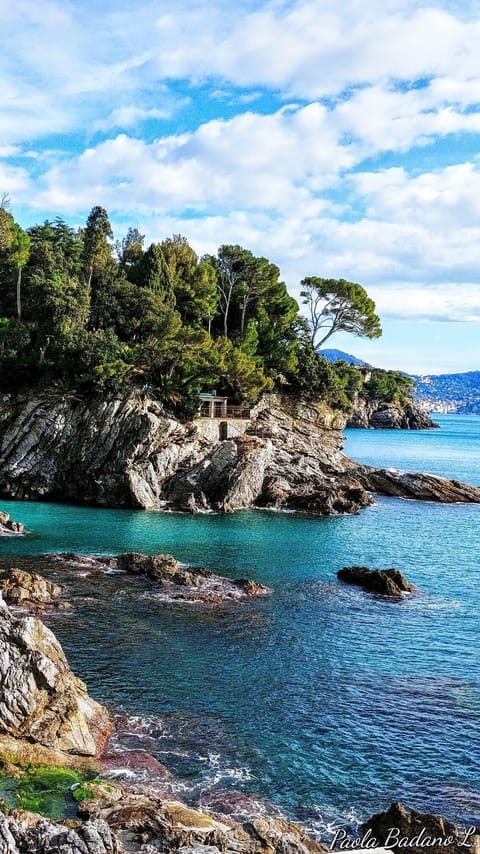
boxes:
[0,414,479,834]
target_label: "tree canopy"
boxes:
[0,203,394,417]
[300,277,382,349]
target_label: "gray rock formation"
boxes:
[0,596,111,763]
[0,392,372,515]
[0,786,329,854]
[0,391,477,515]
[0,569,62,607]
[0,512,25,536]
[361,467,480,503]
[163,397,372,515]
[347,399,438,429]
[337,566,414,596]
[0,812,118,854]
[76,785,329,854]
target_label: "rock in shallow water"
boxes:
[51,552,270,604]
[337,566,414,596]
[0,596,111,762]
[361,801,479,854]
[360,467,480,504]
[0,512,25,536]
[0,568,62,607]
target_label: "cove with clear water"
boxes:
[0,414,479,835]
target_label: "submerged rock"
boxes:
[337,566,414,596]
[52,552,270,604]
[361,801,479,854]
[0,512,25,536]
[0,596,111,763]
[0,568,62,607]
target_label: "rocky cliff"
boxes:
[347,397,438,429]
[0,392,478,514]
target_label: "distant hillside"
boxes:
[319,349,480,414]
[412,371,480,414]
[318,348,369,366]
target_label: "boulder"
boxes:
[0,569,62,607]
[0,512,25,536]
[361,801,479,854]
[337,566,414,596]
[0,596,111,761]
[0,810,118,854]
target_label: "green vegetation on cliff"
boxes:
[0,202,409,415]
[0,762,91,819]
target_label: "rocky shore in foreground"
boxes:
[0,593,478,854]
[0,392,478,515]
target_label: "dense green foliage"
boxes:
[0,203,406,415]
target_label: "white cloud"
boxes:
[32,105,354,215]
[1,0,480,343]
[92,103,180,133]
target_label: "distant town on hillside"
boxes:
[319,350,480,414]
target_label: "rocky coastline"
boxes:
[0,393,479,851]
[0,592,477,854]
[347,398,438,429]
[0,392,478,515]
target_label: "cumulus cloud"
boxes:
[1,0,480,340]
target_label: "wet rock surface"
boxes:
[361,801,479,854]
[337,566,414,596]
[50,552,270,604]
[75,785,329,854]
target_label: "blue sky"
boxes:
[1,0,480,374]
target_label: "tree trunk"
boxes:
[240,299,247,337]
[16,267,22,321]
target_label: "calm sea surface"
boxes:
[0,414,479,834]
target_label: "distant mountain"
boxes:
[320,349,480,413]
[318,348,369,366]
[412,371,480,414]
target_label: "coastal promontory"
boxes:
[0,392,479,515]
